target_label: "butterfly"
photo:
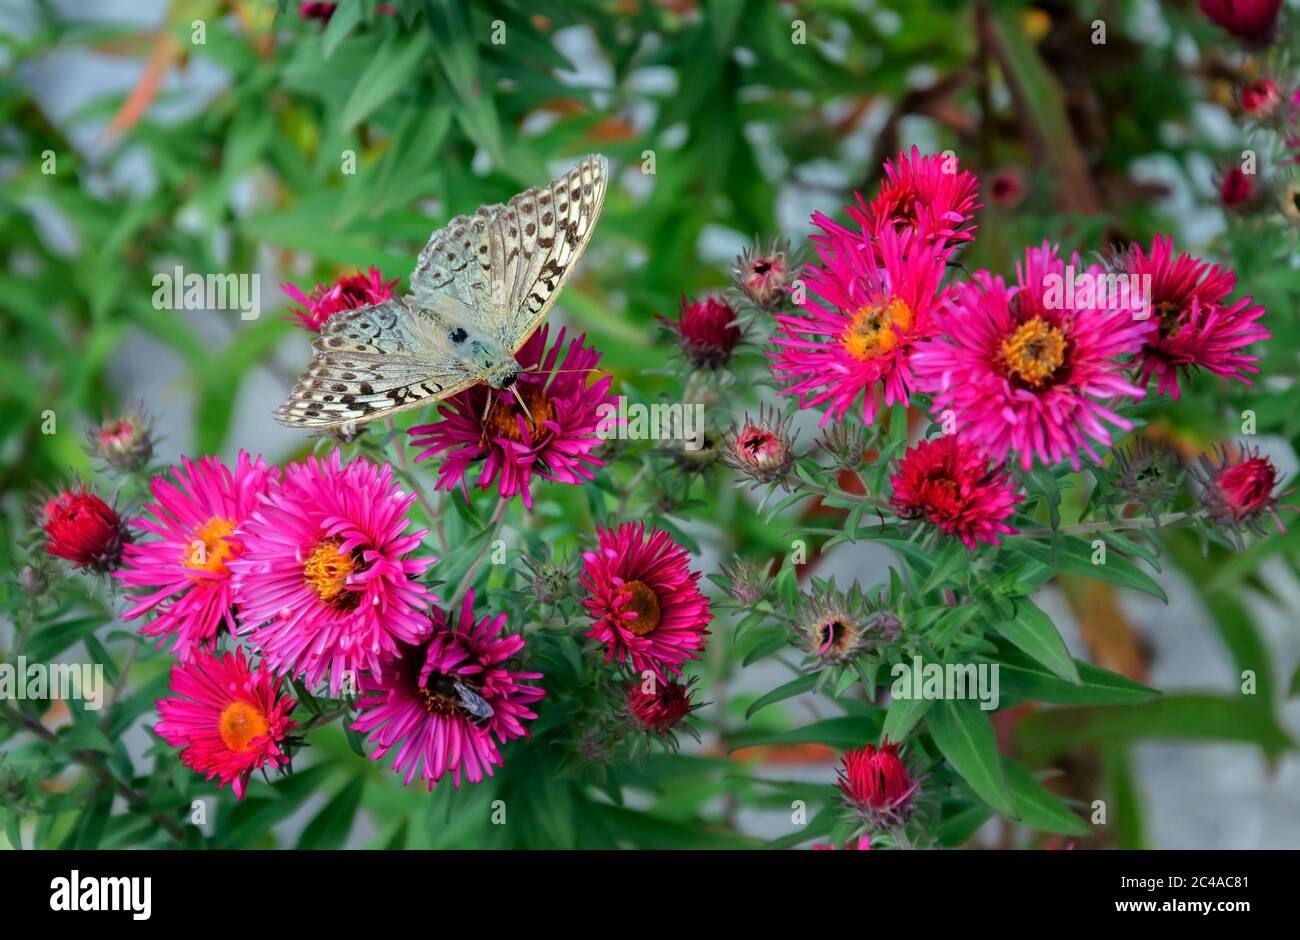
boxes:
[274,153,609,432]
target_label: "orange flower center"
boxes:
[304,539,357,605]
[219,700,268,753]
[182,517,238,576]
[1001,317,1066,387]
[620,579,662,636]
[487,385,554,443]
[842,297,912,361]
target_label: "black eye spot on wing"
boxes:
[449,327,468,344]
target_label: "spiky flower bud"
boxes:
[791,580,898,667]
[721,405,797,487]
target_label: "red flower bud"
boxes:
[659,295,742,369]
[40,486,128,573]
[1198,0,1282,45]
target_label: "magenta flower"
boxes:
[581,522,712,680]
[351,590,544,790]
[813,146,982,252]
[890,435,1022,549]
[771,225,949,426]
[282,267,399,332]
[117,453,277,661]
[230,451,436,695]
[913,243,1151,471]
[1126,235,1269,398]
[408,325,614,509]
[155,647,297,801]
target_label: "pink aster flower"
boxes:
[351,590,543,790]
[282,267,399,332]
[116,453,277,661]
[154,647,297,801]
[836,741,919,829]
[408,325,614,510]
[230,451,435,695]
[1125,235,1269,398]
[771,224,949,426]
[813,146,982,253]
[581,522,712,680]
[890,435,1022,549]
[913,243,1151,471]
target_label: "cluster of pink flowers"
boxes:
[34,265,715,801]
[767,146,1276,549]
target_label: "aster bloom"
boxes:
[117,453,276,661]
[890,436,1022,549]
[1219,166,1255,208]
[1192,445,1293,545]
[408,326,614,510]
[154,647,297,801]
[1125,235,1269,398]
[836,741,919,829]
[1198,0,1282,44]
[351,590,543,790]
[720,405,797,487]
[85,405,154,473]
[912,243,1151,471]
[230,451,436,695]
[659,295,742,368]
[791,580,900,668]
[1241,79,1282,118]
[39,485,129,573]
[282,267,399,332]
[626,675,700,735]
[581,522,712,680]
[732,237,798,312]
[772,225,949,426]
[813,146,982,252]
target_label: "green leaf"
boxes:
[935,803,993,848]
[927,699,1017,818]
[993,597,1081,685]
[921,541,969,594]
[214,763,335,848]
[297,774,365,850]
[745,672,817,720]
[1001,760,1091,837]
[928,603,982,648]
[1016,694,1296,763]
[881,695,932,743]
[729,715,883,752]
[991,646,1162,706]
[320,0,363,59]
[339,31,432,132]
[24,616,108,662]
[1008,536,1167,602]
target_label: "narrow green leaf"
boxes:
[745,672,817,720]
[298,774,365,850]
[928,699,1017,818]
[993,597,1081,685]
[339,31,432,132]
[921,541,968,594]
[881,695,932,743]
[1001,760,1091,836]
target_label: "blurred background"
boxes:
[2,0,1299,848]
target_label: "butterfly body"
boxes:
[275,154,608,431]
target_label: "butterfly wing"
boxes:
[274,298,477,430]
[487,153,608,352]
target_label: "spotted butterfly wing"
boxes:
[273,298,478,430]
[486,153,608,351]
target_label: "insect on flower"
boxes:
[276,155,608,432]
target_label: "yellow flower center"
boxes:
[303,539,357,605]
[1001,317,1067,387]
[620,579,662,636]
[218,701,268,753]
[841,297,913,361]
[487,385,553,443]
[182,517,238,577]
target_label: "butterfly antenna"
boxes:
[510,383,535,424]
